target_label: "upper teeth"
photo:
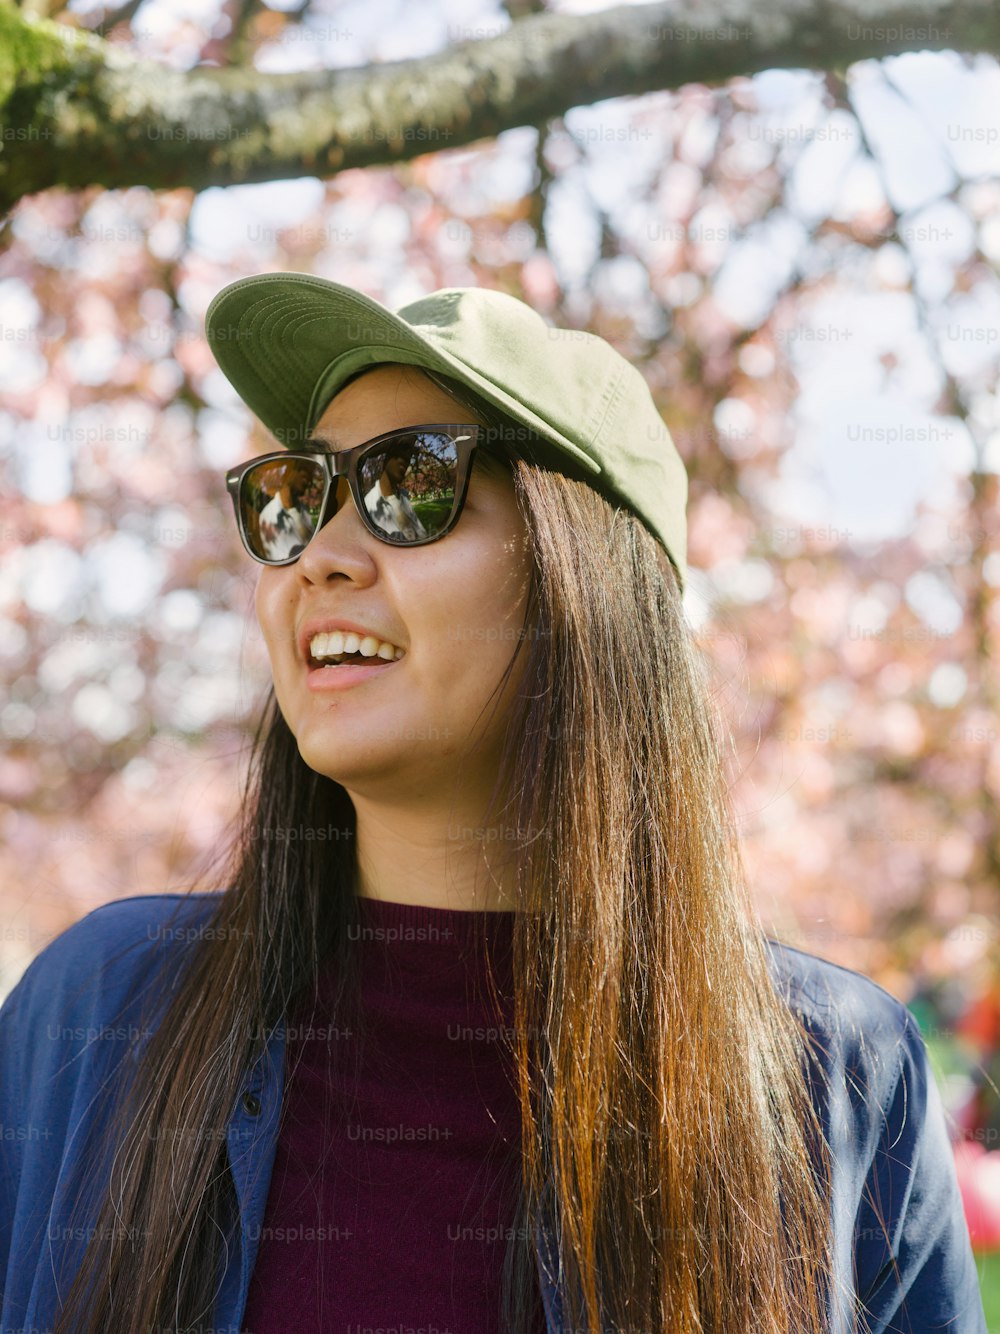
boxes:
[309,631,404,662]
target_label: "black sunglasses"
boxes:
[225,423,482,566]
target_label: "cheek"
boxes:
[253,573,273,648]
[423,565,531,699]
[254,570,293,666]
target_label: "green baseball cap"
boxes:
[204,272,688,589]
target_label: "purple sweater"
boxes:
[241,895,547,1333]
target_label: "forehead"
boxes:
[310,364,480,450]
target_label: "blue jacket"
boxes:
[0,892,988,1333]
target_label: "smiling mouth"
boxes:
[309,651,390,668]
[306,628,406,667]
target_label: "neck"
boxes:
[349,790,521,912]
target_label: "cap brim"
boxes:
[205,272,464,449]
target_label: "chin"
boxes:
[295,738,397,785]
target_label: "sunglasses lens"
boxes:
[357,431,462,544]
[238,456,328,562]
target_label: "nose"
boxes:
[315,473,353,535]
[294,474,374,582]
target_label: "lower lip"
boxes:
[305,657,403,691]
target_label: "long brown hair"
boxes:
[52,364,840,1332]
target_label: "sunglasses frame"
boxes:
[225,422,483,566]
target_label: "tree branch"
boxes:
[1,0,997,215]
[88,0,145,38]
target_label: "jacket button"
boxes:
[242,1090,261,1116]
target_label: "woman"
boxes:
[0,274,986,1334]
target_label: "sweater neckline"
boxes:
[354,893,518,945]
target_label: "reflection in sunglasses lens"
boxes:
[242,457,326,562]
[358,432,458,545]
